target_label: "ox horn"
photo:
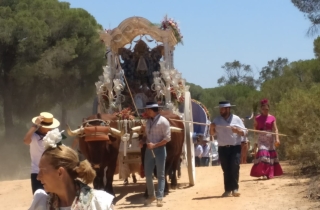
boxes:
[131,126,143,135]
[66,124,83,136]
[110,128,121,137]
[170,126,183,133]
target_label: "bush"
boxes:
[276,84,320,173]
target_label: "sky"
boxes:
[64,0,315,88]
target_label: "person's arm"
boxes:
[231,118,246,136]
[210,123,216,136]
[23,116,43,145]
[23,126,38,145]
[147,119,171,149]
[273,119,280,144]
[253,119,258,144]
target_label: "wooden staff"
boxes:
[169,118,288,137]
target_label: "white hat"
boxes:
[145,101,163,109]
[32,112,60,129]
[215,101,236,108]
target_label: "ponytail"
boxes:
[74,160,96,184]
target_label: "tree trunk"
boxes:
[2,75,14,139]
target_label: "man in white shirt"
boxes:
[210,101,247,197]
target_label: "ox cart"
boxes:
[99,16,198,186]
[67,16,199,197]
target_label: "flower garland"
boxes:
[115,107,135,120]
[191,99,211,120]
[159,15,183,44]
[170,87,185,103]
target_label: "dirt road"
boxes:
[0,162,318,210]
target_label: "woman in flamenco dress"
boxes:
[250,99,283,179]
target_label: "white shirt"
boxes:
[30,133,45,174]
[29,189,115,210]
[212,114,247,146]
[194,144,203,157]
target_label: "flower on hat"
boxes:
[43,128,65,149]
[260,98,269,105]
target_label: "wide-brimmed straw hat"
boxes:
[215,101,236,108]
[32,112,60,129]
[144,101,163,109]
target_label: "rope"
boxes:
[168,118,289,137]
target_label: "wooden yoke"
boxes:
[84,126,110,142]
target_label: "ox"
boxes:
[66,111,184,198]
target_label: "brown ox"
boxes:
[67,113,125,196]
[67,111,184,197]
[161,110,184,193]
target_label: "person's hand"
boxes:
[231,126,241,134]
[34,116,44,126]
[139,141,144,148]
[275,139,280,147]
[147,142,155,149]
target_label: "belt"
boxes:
[219,145,239,147]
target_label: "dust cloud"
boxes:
[0,98,95,181]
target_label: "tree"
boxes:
[188,82,203,101]
[217,60,257,88]
[0,0,105,138]
[259,57,289,83]
[292,0,320,35]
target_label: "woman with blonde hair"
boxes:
[28,128,114,210]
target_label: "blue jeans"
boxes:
[201,157,210,166]
[144,146,167,199]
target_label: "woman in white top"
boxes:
[23,112,60,194]
[28,128,114,210]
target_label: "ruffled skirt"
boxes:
[250,133,283,178]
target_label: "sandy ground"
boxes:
[0,161,319,210]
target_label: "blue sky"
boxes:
[64,0,315,88]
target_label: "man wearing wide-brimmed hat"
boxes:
[210,101,247,197]
[139,102,170,207]
[23,112,60,194]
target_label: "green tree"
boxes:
[188,82,203,101]
[292,0,320,35]
[259,57,289,83]
[0,0,105,138]
[217,60,257,88]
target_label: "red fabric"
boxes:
[250,150,283,178]
[255,114,276,131]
